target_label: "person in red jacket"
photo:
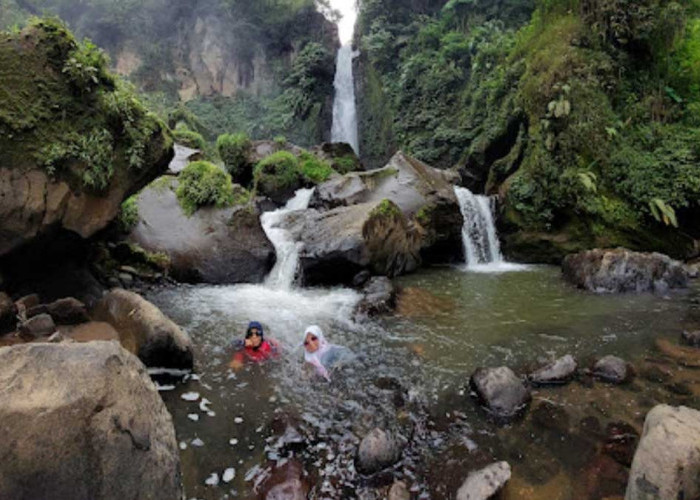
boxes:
[230,321,279,370]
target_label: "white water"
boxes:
[454,186,528,273]
[261,188,316,289]
[331,44,359,154]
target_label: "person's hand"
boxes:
[229,358,244,371]
[244,337,255,348]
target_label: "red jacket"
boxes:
[233,339,279,364]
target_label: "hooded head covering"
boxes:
[246,321,264,339]
[302,325,332,381]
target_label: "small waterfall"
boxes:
[331,44,359,154]
[454,186,505,267]
[261,188,315,289]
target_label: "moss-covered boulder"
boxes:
[127,176,274,284]
[0,19,173,259]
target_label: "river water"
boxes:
[147,264,700,499]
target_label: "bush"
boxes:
[118,195,139,232]
[298,152,335,183]
[176,161,238,216]
[253,151,302,197]
[217,132,252,184]
[173,125,207,150]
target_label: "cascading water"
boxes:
[331,44,359,153]
[261,188,316,289]
[454,186,527,272]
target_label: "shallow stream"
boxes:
[148,265,700,499]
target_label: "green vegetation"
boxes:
[0,18,170,193]
[173,125,206,151]
[356,0,700,257]
[118,195,139,232]
[370,199,402,219]
[253,151,302,197]
[217,132,252,184]
[176,161,245,216]
[298,151,334,183]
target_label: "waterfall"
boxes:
[260,188,315,289]
[331,44,359,154]
[454,186,503,266]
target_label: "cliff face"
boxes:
[0,19,172,261]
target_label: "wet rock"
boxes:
[15,293,40,310]
[0,342,182,500]
[532,401,570,434]
[310,151,463,263]
[283,200,422,285]
[0,292,16,332]
[18,313,55,339]
[129,177,274,284]
[603,422,639,467]
[118,272,134,286]
[259,460,310,500]
[352,270,371,287]
[655,338,700,367]
[356,276,397,316]
[681,330,700,347]
[456,461,511,500]
[44,297,89,325]
[593,355,632,384]
[93,289,193,369]
[562,248,689,294]
[388,480,410,500]
[356,428,405,475]
[470,366,531,420]
[59,321,121,343]
[625,405,700,500]
[528,355,577,385]
[168,143,201,174]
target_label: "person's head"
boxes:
[303,325,325,354]
[245,321,264,349]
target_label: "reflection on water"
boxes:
[148,266,700,499]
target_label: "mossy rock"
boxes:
[253,151,303,204]
[176,161,247,216]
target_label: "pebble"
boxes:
[188,413,200,422]
[234,417,243,424]
[229,438,239,446]
[204,473,219,486]
[179,441,187,450]
[191,438,205,447]
[222,468,235,483]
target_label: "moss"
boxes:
[173,125,206,150]
[176,161,237,216]
[253,151,302,196]
[333,154,361,174]
[416,204,434,227]
[216,132,252,183]
[298,151,335,183]
[118,195,139,232]
[370,199,402,219]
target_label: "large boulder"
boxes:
[456,461,511,500]
[562,248,689,293]
[625,405,700,500]
[128,177,275,284]
[0,342,182,500]
[281,199,422,285]
[470,366,531,421]
[310,151,463,262]
[355,428,405,475]
[92,288,193,369]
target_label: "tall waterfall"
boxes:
[454,186,505,267]
[331,44,359,154]
[260,188,315,289]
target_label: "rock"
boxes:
[470,366,531,420]
[352,270,371,287]
[625,405,700,500]
[356,428,405,475]
[43,297,90,325]
[388,480,411,500]
[594,355,632,384]
[681,330,700,347]
[562,248,689,293]
[456,461,511,500]
[168,143,201,174]
[309,142,362,174]
[356,276,397,316]
[0,291,16,332]
[93,289,193,369]
[129,177,275,284]
[259,460,310,500]
[59,321,121,343]
[603,422,639,467]
[310,151,463,262]
[281,199,422,285]
[18,313,55,339]
[528,355,577,385]
[15,293,40,311]
[118,272,134,286]
[0,342,182,500]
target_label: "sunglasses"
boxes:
[246,330,261,338]
[303,335,318,346]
